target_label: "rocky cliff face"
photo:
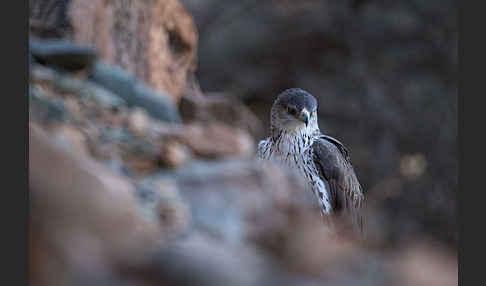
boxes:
[31,0,199,102]
[29,1,457,286]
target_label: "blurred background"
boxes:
[29,0,457,285]
[183,0,458,247]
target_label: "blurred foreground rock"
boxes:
[89,62,181,123]
[30,36,97,71]
[29,123,159,285]
[30,61,256,176]
[29,123,272,286]
[32,120,457,286]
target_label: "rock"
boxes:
[62,96,82,118]
[157,193,190,236]
[67,0,198,102]
[152,159,310,244]
[96,108,127,128]
[29,85,67,125]
[29,36,97,71]
[135,177,190,237]
[150,158,382,283]
[159,139,193,169]
[53,76,127,109]
[30,63,127,109]
[30,63,57,84]
[169,122,255,159]
[52,125,89,156]
[29,123,162,286]
[90,62,181,123]
[112,133,162,176]
[124,154,161,176]
[131,234,277,286]
[127,108,150,135]
[179,93,263,137]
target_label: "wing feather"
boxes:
[311,135,364,232]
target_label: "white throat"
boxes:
[271,125,319,155]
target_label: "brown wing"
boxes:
[311,135,364,232]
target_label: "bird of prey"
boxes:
[257,88,364,231]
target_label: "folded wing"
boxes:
[311,135,364,232]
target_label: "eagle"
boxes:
[257,88,364,232]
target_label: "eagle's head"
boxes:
[270,88,319,134]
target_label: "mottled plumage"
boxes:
[257,88,364,231]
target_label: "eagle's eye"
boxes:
[287,106,297,116]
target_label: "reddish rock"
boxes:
[29,123,162,286]
[68,0,198,102]
[124,154,161,176]
[159,139,193,168]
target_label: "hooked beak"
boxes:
[299,108,310,127]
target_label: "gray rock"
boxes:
[30,64,57,83]
[29,85,67,124]
[29,62,126,109]
[141,233,274,286]
[150,159,311,244]
[89,62,181,123]
[53,75,126,109]
[29,36,97,71]
[134,177,191,237]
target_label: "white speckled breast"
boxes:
[257,130,332,214]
